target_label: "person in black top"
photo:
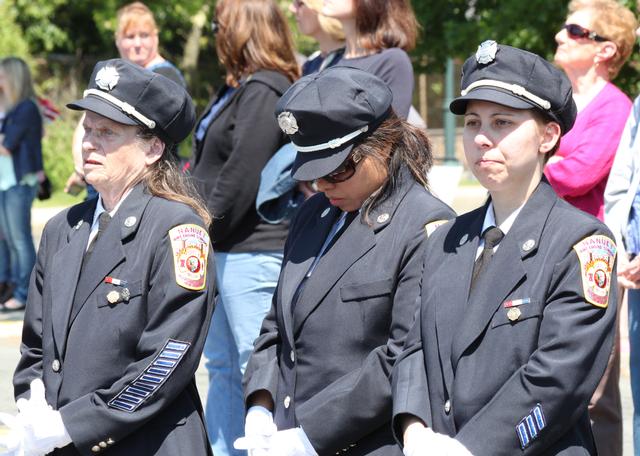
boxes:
[187,1,300,455]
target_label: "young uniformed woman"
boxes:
[237,66,454,456]
[392,41,618,455]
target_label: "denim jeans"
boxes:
[0,236,10,283]
[630,288,640,455]
[0,184,36,303]
[204,251,283,456]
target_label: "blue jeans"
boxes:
[630,288,640,455]
[0,236,10,283]
[0,184,36,303]
[204,251,283,456]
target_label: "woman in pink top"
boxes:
[546,0,635,221]
[546,2,636,456]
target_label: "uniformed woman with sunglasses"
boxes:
[236,66,454,456]
[392,41,618,456]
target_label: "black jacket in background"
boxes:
[189,70,291,253]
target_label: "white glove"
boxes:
[234,406,277,456]
[15,379,72,456]
[0,412,25,456]
[403,425,473,456]
[265,428,317,456]
[403,424,436,456]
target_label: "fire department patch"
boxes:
[169,224,210,291]
[573,235,616,308]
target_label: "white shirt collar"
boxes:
[481,201,524,237]
[91,188,134,228]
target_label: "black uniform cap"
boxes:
[67,58,195,145]
[450,41,577,134]
[275,66,393,181]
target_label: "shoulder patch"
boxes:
[573,235,617,308]
[425,219,449,237]
[169,224,210,291]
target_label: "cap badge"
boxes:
[475,40,498,65]
[95,66,120,92]
[278,111,299,135]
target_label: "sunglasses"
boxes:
[211,19,219,34]
[562,23,608,42]
[313,151,363,186]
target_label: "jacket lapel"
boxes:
[280,203,340,342]
[434,208,484,394]
[291,175,413,334]
[51,201,96,357]
[450,180,556,366]
[67,185,152,329]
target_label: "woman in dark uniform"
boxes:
[5,59,214,456]
[392,41,618,456]
[237,66,454,456]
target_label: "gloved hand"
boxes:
[234,406,277,456]
[265,427,317,456]
[0,412,25,456]
[403,425,473,456]
[15,379,72,456]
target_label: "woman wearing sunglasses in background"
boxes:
[238,67,453,456]
[548,2,636,454]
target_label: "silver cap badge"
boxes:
[475,40,498,65]
[95,66,120,91]
[278,111,299,135]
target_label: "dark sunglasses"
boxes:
[313,151,363,186]
[211,19,219,34]
[562,23,608,42]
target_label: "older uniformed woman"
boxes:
[392,42,618,455]
[236,66,454,456]
[5,59,214,455]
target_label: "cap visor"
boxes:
[291,145,353,181]
[450,87,535,114]
[67,95,138,126]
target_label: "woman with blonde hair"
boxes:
[0,57,43,312]
[115,1,185,86]
[187,1,299,454]
[547,2,637,453]
[290,0,345,75]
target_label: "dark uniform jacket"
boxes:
[244,171,455,456]
[13,184,215,456]
[392,179,618,455]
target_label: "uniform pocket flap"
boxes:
[491,299,543,328]
[98,280,143,308]
[340,278,394,302]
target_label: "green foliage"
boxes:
[411,0,640,96]
[0,1,32,63]
[41,114,78,192]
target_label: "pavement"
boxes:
[0,183,634,454]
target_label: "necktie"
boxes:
[470,226,504,289]
[85,212,112,263]
[71,212,112,323]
